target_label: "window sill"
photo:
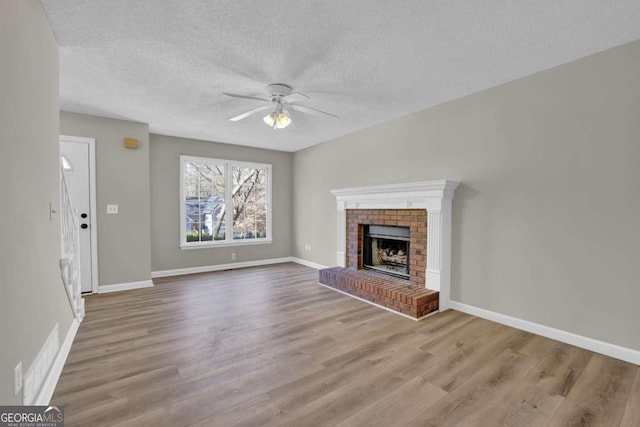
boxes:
[180,239,273,250]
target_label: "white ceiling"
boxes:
[40,1,640,152]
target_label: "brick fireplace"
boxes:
[319,180,460,320]
[346,209,427,287]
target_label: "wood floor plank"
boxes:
[405,348,539,427]
[63,397,130,427]
[547,353,637,427]
[262,349,438,427]
[189,393,282,427]
[476,341,592,427]
[153,354,323,426]
[70,370,180,402]
[620,369,640,427]
[421,323,533,393]
[50,263,639,427]
[268,336,418,414]
[314,318,426,367]
[334,374,447,427]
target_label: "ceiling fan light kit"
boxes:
[263,110,292,129]
[224,83,338,130]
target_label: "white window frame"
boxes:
[179,155,272,249]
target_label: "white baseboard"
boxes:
[449,301,640,366]
[34,318,80,405]
[290,257,328,270]
[151,257,294,278]
[98,279,154,294]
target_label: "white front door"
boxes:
[60,136,97,293]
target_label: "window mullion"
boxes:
[180,158,185,246]
[225,163,232,242]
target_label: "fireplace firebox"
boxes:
[363,225,410,279]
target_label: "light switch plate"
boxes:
[107,204,119,214]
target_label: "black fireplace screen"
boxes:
[363,225,410,279]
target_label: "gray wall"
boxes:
[60,112,152,286]
[150,134,293,272]
[0,1,74,404]
[293,40,640,351]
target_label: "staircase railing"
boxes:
[60,168,84,321]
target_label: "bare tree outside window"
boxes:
[232,166,267,240]
[184,161,226,242]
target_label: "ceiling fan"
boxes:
[223,83,339,130]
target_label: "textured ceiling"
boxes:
[40,1,640,152]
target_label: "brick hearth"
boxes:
[320,208,439,319]
[319,267,439,319]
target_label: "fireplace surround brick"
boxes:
[345,209,427,288]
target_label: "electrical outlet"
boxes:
[305,244,312,252]
[14,362,22,396]
[106,204,119,214]
[231,253,236,261]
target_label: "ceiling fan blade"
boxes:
[223,92,270,103]
[288,103,339,119]
[284,91,310,102]
[229,105,272,122]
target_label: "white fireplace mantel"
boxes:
[331,180,460,310]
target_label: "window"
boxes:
[180,155,272,248]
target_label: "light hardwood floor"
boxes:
[52,263,640,426]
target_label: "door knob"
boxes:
[81,213,88,218]
[81,224,88,229]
